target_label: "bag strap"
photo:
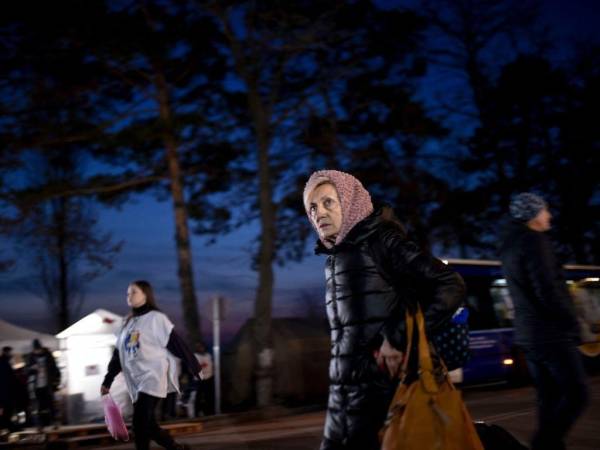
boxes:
[399,309,414,382]
[414,305,439,393]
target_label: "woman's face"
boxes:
[307,183,342,241]
[127,284,147,308]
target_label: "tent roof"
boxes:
[0,318,59,353]
[57,309,123,338]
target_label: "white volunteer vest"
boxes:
[117,310,179,402]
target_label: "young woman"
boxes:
[101,280,203,450]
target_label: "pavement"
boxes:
[3,375,600,449]
[97,374,600,450]
[462,375,600,450]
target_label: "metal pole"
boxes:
[212,296,222,414]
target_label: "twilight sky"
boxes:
[0,0,599,343]
[0,194,325,341]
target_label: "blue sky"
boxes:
[0,192,326,342]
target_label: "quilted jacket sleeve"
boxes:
[378,225,466,351]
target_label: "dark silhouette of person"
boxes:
[500,192,589,450]
[27,339,61,428]
[0,346,18,431]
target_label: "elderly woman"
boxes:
[303,170,465,450]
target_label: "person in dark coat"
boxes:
[500,192,589,450]
[303,170,466,450]
[27,339,61,427]
[192,342,214,417]
[0,346,18,431]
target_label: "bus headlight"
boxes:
[503,358,514,365]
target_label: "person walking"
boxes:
[101,280,204,450]
[192,342,214,417]
[0,347,18,431]
[500,192,589,450]
[27,339,60,428]
[303,169,466,450]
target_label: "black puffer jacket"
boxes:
[317,209,466,450]
[499,219,581,348]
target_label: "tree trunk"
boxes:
[155,70,201,345]
[57,197,69,331]
[215,8,276,406]
[248,85,276,407]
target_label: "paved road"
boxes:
[98,375,600,450]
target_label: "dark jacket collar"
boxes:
[499,216,543,251]
[502,217,538,239]
[132,302,153,316]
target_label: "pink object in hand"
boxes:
[102,394,129,441]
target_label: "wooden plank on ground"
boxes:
[46,421,202,449]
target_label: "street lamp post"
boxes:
[212,296,222,415]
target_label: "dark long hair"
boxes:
[124,280,160,325]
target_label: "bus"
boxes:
[444,259,600,386]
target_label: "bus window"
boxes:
[490,279,515,328]
[463,277,501,330]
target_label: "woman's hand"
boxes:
[375,338,404,378]
[100,385,110,396]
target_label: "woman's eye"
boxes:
[324,199,331,207]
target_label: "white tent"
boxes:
[56,308,123,340]
[0,317,59,354]
[57,309,130,423]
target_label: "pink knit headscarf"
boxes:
[303,170,374,246]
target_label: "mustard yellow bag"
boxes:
[380,307,484,450]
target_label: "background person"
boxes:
[0,346,18,431]
[193,342,214,417]
[101,280,204,450]
[500,192,589,450]
[27,339,60,428]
